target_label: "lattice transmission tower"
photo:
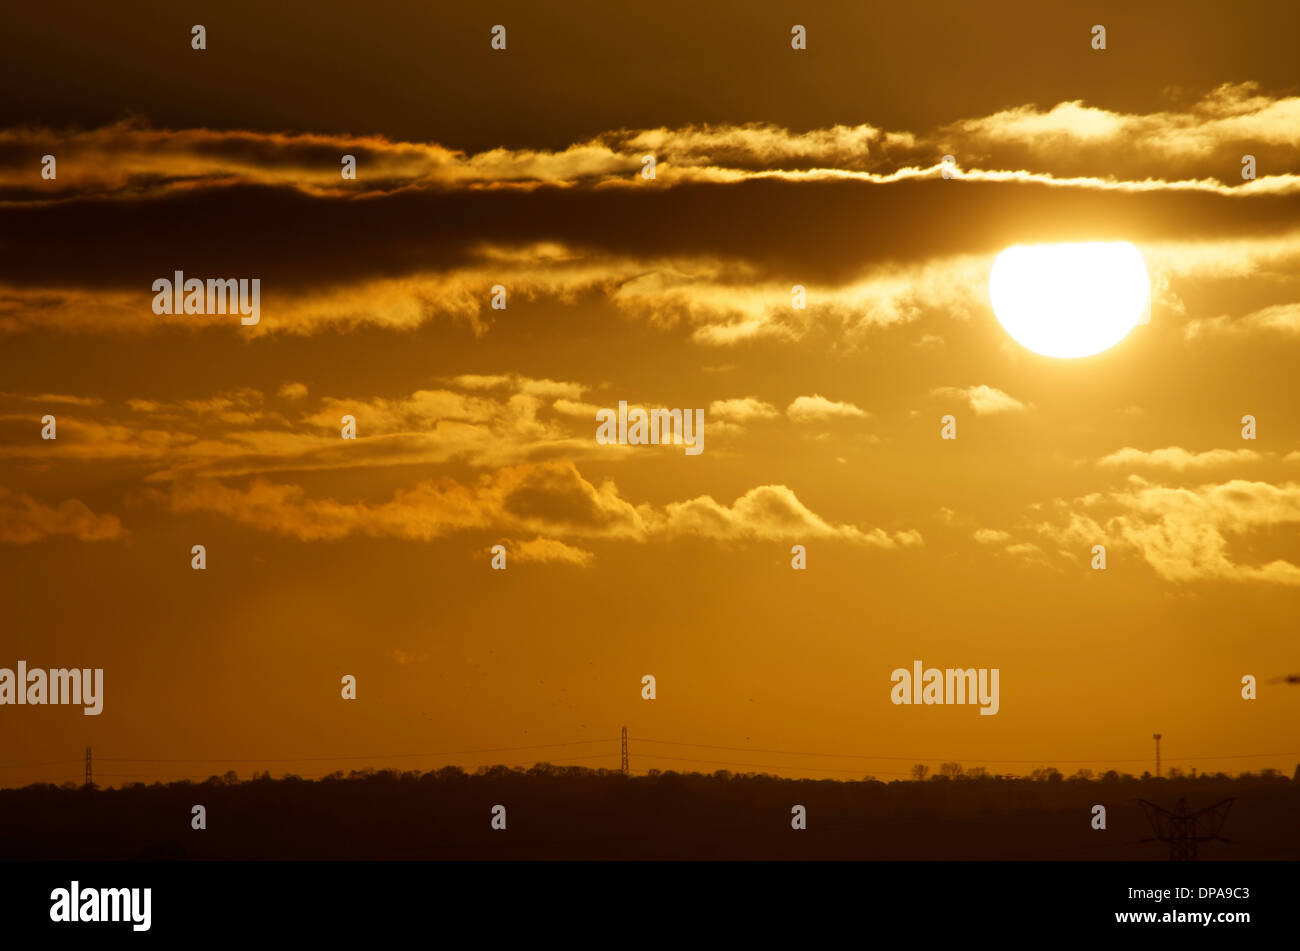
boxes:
[1137,797,1234,860]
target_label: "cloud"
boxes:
[6,85,1299,200]
[662,484,920,547]
[504,537,595,567]
[7,98,1300,346]
[973,529,1012,544]
[451,373,584,399]
[944,83,1300,184]
[709,397,780,422]
[1142,230,1300,338]
[1098,447,1263,471]
[305,390,508,432]
[1035,478,1300,585]
[4,162,1299,346]
[1185,302,1300,339]
[162,461,916,552]
[932,385,1030,415]
[0,415,217,464]
[0,392,102,407]
[278,382,309,400]
[787,395,867,422]
[552,399,603,418]
[0,121,641,198]
[166,462,650,543]
[0,488,124,544]
[0,377,609,480]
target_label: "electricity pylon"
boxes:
[1137,797,1234,860]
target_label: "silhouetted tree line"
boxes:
[1,763,1295,861]
[907,763,1298,784]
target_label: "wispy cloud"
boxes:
[932,385,1030,415]
[1098,446,1264,471]
[161,461,919,551]
[7,85,1298,198]
[0,488,125,544]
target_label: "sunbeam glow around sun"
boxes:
[989,241,1150,358]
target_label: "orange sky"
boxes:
[1,0,1298,788]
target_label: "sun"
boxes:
[989,241,1150,358]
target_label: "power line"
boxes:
[96,753,618,773]
[632,737,1298,764]
[1138,797,1234,860]
[90,755,620,779]
[1,735,1293,781]
[635,752,912,776]
[94,738,619,765]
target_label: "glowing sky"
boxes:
[1,0,1298,787]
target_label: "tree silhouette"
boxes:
[3,761,1295,861]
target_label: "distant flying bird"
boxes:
[1266,675,1300,684]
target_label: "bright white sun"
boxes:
[989,241,1150,358]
